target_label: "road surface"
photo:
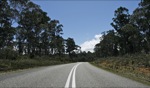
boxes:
[0,62,149,87]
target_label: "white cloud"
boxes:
[80,34,102,52]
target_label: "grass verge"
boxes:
[90,54,150,86]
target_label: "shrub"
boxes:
[0,48,18,60]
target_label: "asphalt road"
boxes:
[0,62,149,88]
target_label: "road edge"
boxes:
[89,62,150,86]
[0,62,73,75]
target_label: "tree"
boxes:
[15,0,66,57]
[49,20,63,55]
[111,7,130,33]
[121,24,142,54]
[54,36,65,56]
[0,0,80,61]
[66,38,77,58]
[131,0,150,53]
[111,7,130,55]
[17,1,51,56]
[94,30,118,57]
[0,0,15,49]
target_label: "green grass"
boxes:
[90,54,150,86]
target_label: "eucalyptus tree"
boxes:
[111,7,130,55]
[121,24,142,53]
[55,36,65,56]
[66,38,77,58]
[131,0,150,53]
[48,20,63,55]
[111,7,130,33]
[0,0,15,49]
[94,30,118,57]
[17,1,48,55]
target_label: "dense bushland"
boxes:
[0,55,71,72]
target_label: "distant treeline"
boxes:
[0,0,81,60]
[94,0,150,57]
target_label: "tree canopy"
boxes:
[94,0,150,57]
[0,0,80,59]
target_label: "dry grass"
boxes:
[91,54,150,85]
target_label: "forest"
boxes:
[0,0,83,71]
[94,0,150,57]
[0,0,150,84]
[0,0,81,58]
[93,0,150,85]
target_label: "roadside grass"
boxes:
[90,54,150,86]
[0,55,71,73]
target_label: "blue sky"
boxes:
[33,0,140,52]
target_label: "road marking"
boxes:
[72,63,81,88]
[65,63,81,88]
[65,64,76,88]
